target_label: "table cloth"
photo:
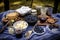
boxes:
[0,10,60,40]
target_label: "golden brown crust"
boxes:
[6,12,19,20]
[2,17,8,22]
[46,18,56,24]
[2,12,21,22]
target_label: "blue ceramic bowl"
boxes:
[25,15,38,25]
[47,25,60,34]
[33,25,46,35]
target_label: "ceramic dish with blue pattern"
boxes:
[33,25,46,35]
[47,24,60,34]
[25,15,38,25]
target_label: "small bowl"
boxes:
[39,17,47,23]
[56,15,60,18]
[25,15,37,26]
[13,20,28,34]
[33,25,46,35]
[47,24,60,34]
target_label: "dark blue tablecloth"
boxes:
[0,10,60,40]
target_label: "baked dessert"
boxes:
[2,12,21,22]
[6,12,19,20]
[47,18,56,24]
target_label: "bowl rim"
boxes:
[46,25,60,34]
[13,20,28,30]
[33,25,46,35]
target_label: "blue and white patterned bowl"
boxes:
[25,15,37,25]
[33,25,46,35]
[47,25,60,34]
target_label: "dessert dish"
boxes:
[47,24,60,34]
[47,18,56,24]
[33,25,46,35]
[13,20,28,34]
[2,12,21,23]
[25,15,37,25]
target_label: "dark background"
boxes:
[0,0,60,13]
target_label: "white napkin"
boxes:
[16,6,31,15]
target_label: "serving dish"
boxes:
[25,15,37,25]
[47,24,60,34]
[33,25,46,35]
[13,20,28,34]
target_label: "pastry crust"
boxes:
[2,12,21,22]
[6,12,19,20]
[47,18,56,24]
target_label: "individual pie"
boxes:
[6,12,19,20]
[47,18,56,24]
